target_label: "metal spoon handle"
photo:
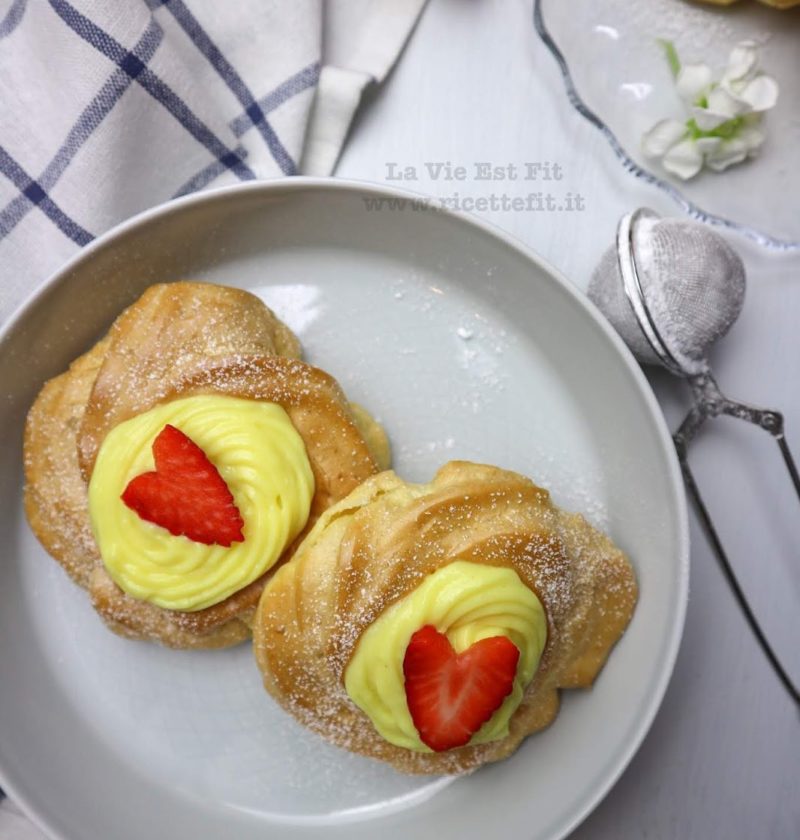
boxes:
[720,404,800,507]
[683,371,800,507]
[776,434,800,502]
[677,454,800,706]
[674,371,800,706]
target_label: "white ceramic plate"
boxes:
[536,0,800,250]
[0,179,688,840]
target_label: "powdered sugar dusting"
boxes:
[254,463,637,775]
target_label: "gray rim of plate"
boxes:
[0,176,690,840]
[533,0,800,253]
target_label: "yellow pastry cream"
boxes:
[344,560,548,752]
[88,395,314,611]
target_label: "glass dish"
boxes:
[535,0,800,251]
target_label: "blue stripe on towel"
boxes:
[178,63,320,195]
[230,62,320,138]
[172,145,248,198]
[148,0,297,175]
[0,146,93,245]
[49,0,255,182]
[0,20,163,242]
[0,0,27,39]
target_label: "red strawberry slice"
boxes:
[403,624,520,752]
[121,424,245,547]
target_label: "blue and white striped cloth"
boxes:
[0,1,426,836]
[0,0,426,324]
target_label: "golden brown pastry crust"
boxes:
[691,0,799,8]
[254,462,638,774]
[75,281,300,478]
[24,282,388,648]
[24,338,109,591]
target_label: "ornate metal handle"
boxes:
[673,371,800,706]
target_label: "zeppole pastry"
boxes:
[254,462,637,774]
[691,0,799,8]
[24,282,389,649]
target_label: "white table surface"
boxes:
[3,1,798,838]
[336,1,800,837]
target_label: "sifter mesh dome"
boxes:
[588,214,746,376]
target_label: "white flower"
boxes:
[642,40,779,180]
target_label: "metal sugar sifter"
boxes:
[589,208,799,705]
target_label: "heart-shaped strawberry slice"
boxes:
[121,424,245,547]
[403,624,520,752]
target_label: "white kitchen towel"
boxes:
[0,1,426,836]
[0,0,427,325]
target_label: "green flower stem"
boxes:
[686,116,746,140]
[658,39,681,78]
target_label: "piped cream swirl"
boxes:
[344,560,547,752]
[88,395,314,611]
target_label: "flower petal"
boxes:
[691,107,733,132]
[737,75,779,112]
[694,136,722,155]
[707,86,748,118]
[641,119,688,158]
[723,41,759,84]
[704,138,749,171]
[676,63,713,103]
[737,124,765,153]
[662,138,704,180]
